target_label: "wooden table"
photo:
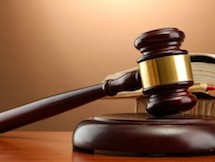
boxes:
[1,131,215,162]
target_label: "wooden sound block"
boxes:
[73,113,215,156]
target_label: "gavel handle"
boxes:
[0,71,141,133]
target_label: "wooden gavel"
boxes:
[0,28,197,133]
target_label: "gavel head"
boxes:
[134,28,197,116]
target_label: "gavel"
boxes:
[0,27,197,133]
[135,28,197,116]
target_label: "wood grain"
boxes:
[0,131,215,162]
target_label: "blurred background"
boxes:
[0,0,215,131]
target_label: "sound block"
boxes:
[73,113,215,156]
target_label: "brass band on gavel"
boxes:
[138,54,193,89]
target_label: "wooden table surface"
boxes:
[1,131,215,162]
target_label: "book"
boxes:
[190,53,215,97]
[104,52,215,98]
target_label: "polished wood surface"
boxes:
[0,131,215,162]
[73,113,215,155]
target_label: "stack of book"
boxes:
[183,53,215,116]
[189,53,215,97]
[104,53,215,116]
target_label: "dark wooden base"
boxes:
[73,113,215,156]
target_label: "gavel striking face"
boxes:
[134,28,197,116]
[0,28,197,133]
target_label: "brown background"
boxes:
[0,0,215,131]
